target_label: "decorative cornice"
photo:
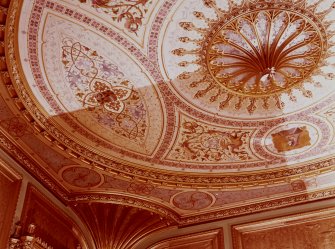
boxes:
[178,187,335,225]
[0,0,69,202]
[69,193,180,223]
[68,187,335,226]
[0,131,69,200]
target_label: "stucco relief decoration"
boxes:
[172,0,335,113]
[172,191,213,210]
[168,115,258,162]
[62,38,147,141]
[62,166,102,188]
[78,0,151,33]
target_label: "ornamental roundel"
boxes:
[207,9,323,97]
[62,167,102,188]
[172,191,214,210]
[171,0,335,114]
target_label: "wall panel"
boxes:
[20,184,80,249]
[0,160,21,248]
[233,207,335,249]
[149,229,224,249]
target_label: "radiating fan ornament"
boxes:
[173,0,335,113]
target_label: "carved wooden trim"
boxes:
[0,157,21,249]
[20,184,83,249]
[149,228,224,249]
[232,206,335,249]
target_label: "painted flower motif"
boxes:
[202,137,220,149]
[172,191,213,210]
[130,103,145,120]
[67,71,84,88]
[96,113,116,127]
[119,116,136,130]
[83,80,132,113]
[99,61,123,78]
[62,39,148,141]
[127,182,154,195]
[76,58,93,71]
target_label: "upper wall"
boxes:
[0,149,94,249]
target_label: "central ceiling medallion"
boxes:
[173,0,334,113]
[208,10,322,96]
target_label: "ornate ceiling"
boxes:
[1,0,335,226]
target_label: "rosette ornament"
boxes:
[173,0,335,113]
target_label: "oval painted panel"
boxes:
[62,167,102,188]
[172,191,214,210]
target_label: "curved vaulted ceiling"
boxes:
[1,0,335,228]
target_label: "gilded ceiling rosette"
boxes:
[172,0,335,113]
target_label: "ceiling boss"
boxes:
[173,0,335,113]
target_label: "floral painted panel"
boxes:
[62,38,147,141]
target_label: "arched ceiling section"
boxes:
[73,202,174,249]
